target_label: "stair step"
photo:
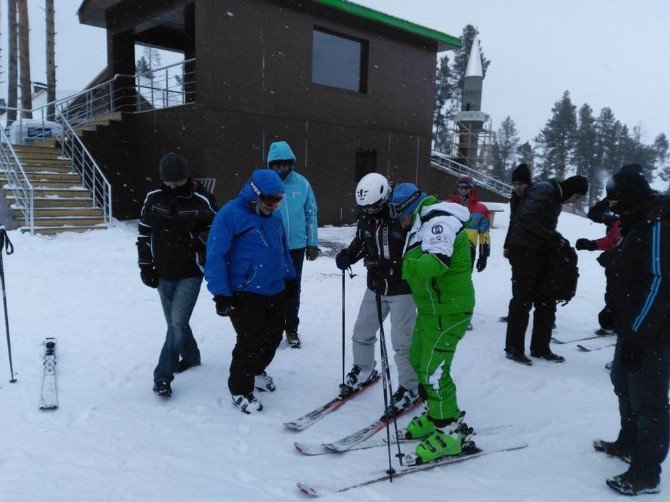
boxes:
[20,224,108,235]
[14,152,63,161]
[1,172,80,182]
[7,196,93,207]
[14,165,74,174]
[31,216,106,226]
[17,158,71,166]
[4,186,91,198]
[12,207,103,218]
[1,176,82,189]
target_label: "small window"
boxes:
[312,28,368,93]
[355,149,377,182]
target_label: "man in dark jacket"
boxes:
[593,165,670,496]
[137,152,217,398]
[205,169,297,415]
[335,176,420,413]
[504,175,588,365]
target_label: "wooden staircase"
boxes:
[2,144,107,235]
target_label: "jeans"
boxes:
[153,276,202,383]
[285,248,305,333]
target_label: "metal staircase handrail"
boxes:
[56,108,112,228]
[431,151,513,198]
[0,127,34,233]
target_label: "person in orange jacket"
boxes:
[449,175,490,273]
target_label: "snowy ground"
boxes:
[0,209,665,501]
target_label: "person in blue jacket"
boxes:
[267,141,319,349]
[205,169,297,414]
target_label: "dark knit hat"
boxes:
[606,164,652,202]
[559,175,588,201]
[159,152,190,182]
[512,163,531,185]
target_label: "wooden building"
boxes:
[77,0,461,222]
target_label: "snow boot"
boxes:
[231,393,263,414]
[153,380,172,398]
[345,365,378,390]
[530,350,565,363]
[594,328,615,337]
[254,371,276,392]
[505,350,533,366]
[174,359,201,374]
[606,470,660,496]
[384,386,421,418]
[593,439,631,463]
[286,331,301,348]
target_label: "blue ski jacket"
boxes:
[205,170,296,297]
[267,141,318,250]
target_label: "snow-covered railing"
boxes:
[0,127,33,233]
[431,151,512,198]
[57,110,112,228]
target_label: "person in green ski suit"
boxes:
[389,183,475,463]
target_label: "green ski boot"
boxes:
[404,412,436,440]
[415,428,462,463]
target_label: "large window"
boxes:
[312,28,368,93]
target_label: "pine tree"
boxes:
[433,54,453,151]
[653,133,669,191]
[574,104,599,206]
[595,107,620,181]
[136,56,152,78]
[490,116,519,180]
[516,141,535,171]
[538,91,577,180]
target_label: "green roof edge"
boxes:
[314,0,462,50]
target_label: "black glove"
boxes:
[214,295,236,317]
[576,238,597,251]
[476,256,487,272]
[284,279,299,300]
[620,338,643,371]
[140,266,159,289]
[305,246,320,261]
[335,251,351,271]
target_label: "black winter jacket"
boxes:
[137,180,217,281]
[607,196,670,342]
[342,210,411,296]
[506,179,564,250]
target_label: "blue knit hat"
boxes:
[390,183,427,218]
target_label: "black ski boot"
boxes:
[593,439,631,463]
[153,380,172,398]
[505,350,533,366]
[606,470,660,496]
[530,351,565,363]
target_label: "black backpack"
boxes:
[546,245,579,305]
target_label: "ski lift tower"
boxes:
[452,37,493,168]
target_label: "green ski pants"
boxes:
[409,313,470,421]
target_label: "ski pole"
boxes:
[341,269,345,386]
[0,226,16,383]
[375,291,404,479]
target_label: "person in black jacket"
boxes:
[137,153,217,398]
[504,175,588,365]
[335,175,419,413]
[593,165,670,496]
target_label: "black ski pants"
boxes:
[610,337,670,483]
[228,291,286,395]
[505,246,556,355]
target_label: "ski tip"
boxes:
[576,345,589,352]
[294,442,305,454]
[296,483,318,497]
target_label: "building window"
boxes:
[355,149,377,182]
[312,28,368,93]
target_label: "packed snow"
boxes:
[0,208,665,501]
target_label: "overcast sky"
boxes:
[2,0,668,144]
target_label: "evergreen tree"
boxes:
[653,133,669,191]
[449,25,490,106]
[433,54,453,151]
[516,141,535,172]
[538,91,577,180]
[136,56,152,78]
[595,107,620,179]
[490,116,519,180]
[574,104,599,206]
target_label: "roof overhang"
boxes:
[78,0,123,28]
[314,0,461,51]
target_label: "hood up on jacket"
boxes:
[267,141,297,167]
[239,169,285,204]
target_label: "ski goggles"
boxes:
[359,199,387,215]
[388,190,423,219]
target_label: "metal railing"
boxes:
[0,127,33,232]
[431,150,513,198]
[57,109,112,228]
[195,178,216,193]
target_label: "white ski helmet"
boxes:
[355,173,391,214]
